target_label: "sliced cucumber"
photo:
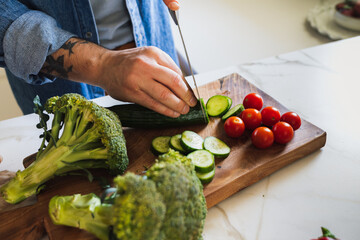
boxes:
[180,130,204,152]
[221,104,245,120]
[151,136,171,155]
[196,168,215,184]
[169,134,186,153]
[203,136,230,158]
[187,150,215,173]
[206,95,232,117]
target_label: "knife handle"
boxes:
[168,9,179,25]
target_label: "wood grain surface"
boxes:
[0,73,326,240]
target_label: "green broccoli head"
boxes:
[49,173,166,240]
[1,93,128,204]
[49,150,207,240]
[147,149,207,240]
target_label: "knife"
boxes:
[168,10,207,121]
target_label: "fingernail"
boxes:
[190,97,198,106]
[173,111,181,118]
[182,105,190,114]
[169,2,180,10]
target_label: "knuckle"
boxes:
[159,89,171,101]
[171,73,183,88]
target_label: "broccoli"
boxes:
[48,150,207,240]
[0,93,128,204]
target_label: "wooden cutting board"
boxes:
[0,73,326,240]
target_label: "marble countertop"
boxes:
[1,37,359,240]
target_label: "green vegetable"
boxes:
[169,134,187,153]
[221,104,245,120]
[187,150,215,173]
[181,130,204,152]
[0,94,128,204]
[203,136,230,158]
[196,168,215,184]
[151,136,171,155]
[206,95,232,117]
[107,99,209,128]
[48,150,207,240]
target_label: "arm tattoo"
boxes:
[43,55,73,79]
[61,39,89,56]
[43,39,88,78]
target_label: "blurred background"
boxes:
[0,0,343,120]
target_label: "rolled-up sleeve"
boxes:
[0,1,76,84]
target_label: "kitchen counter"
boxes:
[0,37,359,239]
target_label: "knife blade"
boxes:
[168,10,207,121]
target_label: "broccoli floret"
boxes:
[48,150,207,240]
[0,93,128,204]
[147,149,206,240]
[49,173,165,240]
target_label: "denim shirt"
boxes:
[0,0,178,114]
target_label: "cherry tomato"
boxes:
[272,122,294,144]
[280,112,301,130]
[251,127,274,149]
[240,108,262,130]
[224,116,245,138]
[243,93,263,110]
[261,106,281,127]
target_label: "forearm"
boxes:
[41,38,107,87]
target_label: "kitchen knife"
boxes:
[168,10,207,121]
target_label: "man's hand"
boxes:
[163,0,180,11]
[98,46,197,118]
[41,38,197,118]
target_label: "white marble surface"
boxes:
[1,37,360,239]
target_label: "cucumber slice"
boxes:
[203,136,231,158]
[169,134,186,153]
[206,95,232,117]
[187,150,215,173]
[196,168,215,184]
[151,136,171,155]
[221,104,245,120]
[180,130,204,152]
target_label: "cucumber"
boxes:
[221,104,245,120]
[196,168,215,184]
[180,130,204,152]
[107,99,209,128]
[206,95,232,117]
[203,136,230,158]
[169,134,186,153]
[151,136,171,155]
[187,150,215,173]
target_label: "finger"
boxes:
[134,91,181,118]
[151,64,197,108]
[163,0,180,10]
[140,77,190,115]
[150,49,197,107]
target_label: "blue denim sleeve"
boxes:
[0,1,76,84]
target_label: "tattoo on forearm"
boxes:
[42,39,89,78]
[43,55,73,79]
[61,39,89,56]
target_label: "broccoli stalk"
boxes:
[49,150,207,240]
[0,94,128,204]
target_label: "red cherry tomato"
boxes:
[251,127,274,149]
[224,116,245,138]
[240,108,262,130]
[261,106,281,127]
[272,122,294,144]
[243,93,263,110]
[280,112,301,130]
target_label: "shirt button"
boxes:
[85,32,92,38]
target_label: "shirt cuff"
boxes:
[3,10,76,84]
